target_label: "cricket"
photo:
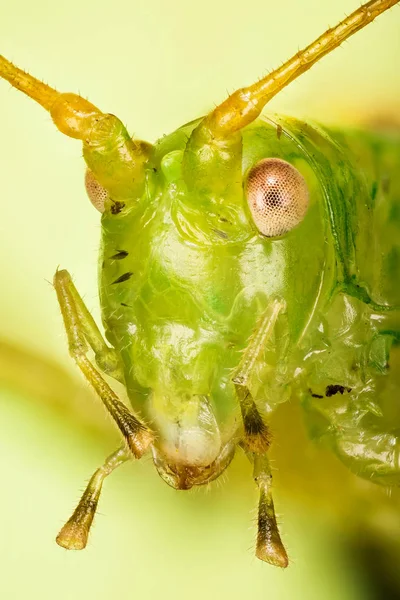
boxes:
[1,0,399,568]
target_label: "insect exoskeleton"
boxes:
[1,0,399,568]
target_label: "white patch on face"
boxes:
[149,392,221,467]
[127,322,137,335]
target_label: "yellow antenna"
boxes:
[0,55,151,200]
[0,55,102,139]
[201,0,399,138]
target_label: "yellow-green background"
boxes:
[0,1,399,598]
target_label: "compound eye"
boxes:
[245,158,309,237]
[85,169,108,213]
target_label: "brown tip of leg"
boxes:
[56,470,102,550]
[256,485,289,568]
[256,537,289,568]
[56,520,89,550]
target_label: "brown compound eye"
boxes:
[245,158,309,237]
[85,168,108,213]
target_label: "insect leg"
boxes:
[234,384,270,453]
[53,269,153,458]
[253,453,289,568]
[237,391,288,567]
[56,445,130,550]
[233,298,285,451]
[233,299,288,565]
[55,269,122,380]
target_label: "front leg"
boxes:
[234,298,288,566]
[55,269,123,381]
[54,269,153,458]
[237,385,288,568]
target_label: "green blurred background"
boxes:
[0,1,399,598]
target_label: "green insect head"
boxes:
[85,90,328,569]
[95,120,323,472]
[0,0,397,567]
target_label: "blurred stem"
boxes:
[0,339,115,441]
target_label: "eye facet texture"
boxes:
[245,158,309,237]
[85,169,108,213]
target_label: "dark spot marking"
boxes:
[325,384,352,397]
[276,125,282,140]
[152,167,158,173]
[110,200,125,215]
[110,250,129,260]
[309,389,324,399]
[111,272,133,285]
[120,302,130,307]
[102,260,106,269]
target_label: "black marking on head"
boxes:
[111,272,133,285]
[325,384,352,397]
[110,250,129,260]
[110,200,125,215]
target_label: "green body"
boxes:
[1,0,399,563]
[98,115,400,486]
